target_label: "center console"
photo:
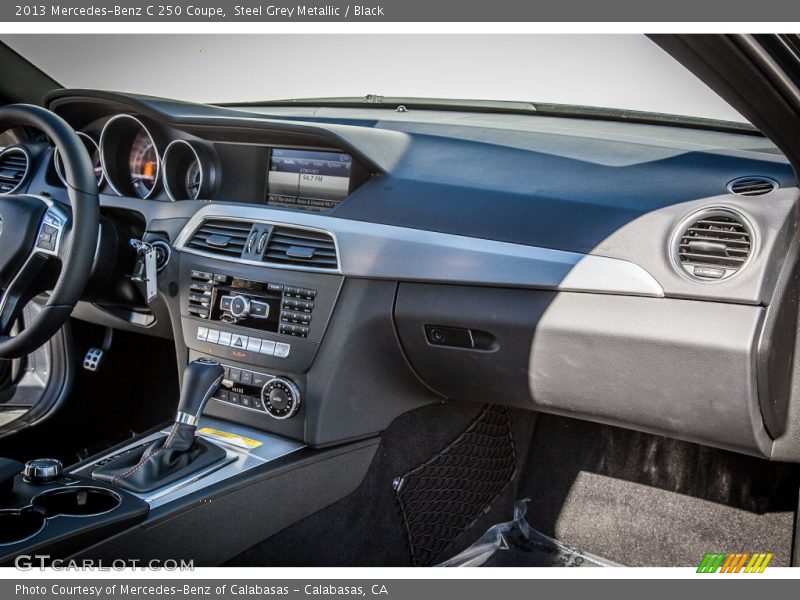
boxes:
[179,247,343,442]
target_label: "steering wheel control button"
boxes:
[23,458,63,484]
[261,377,301,419]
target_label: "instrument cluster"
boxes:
[54,113,213,201]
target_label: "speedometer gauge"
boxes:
[129,130,158,198]
[100,114,162,199]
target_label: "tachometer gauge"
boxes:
[162,139,212,201]
[54,132,104,188]
[129,130,158,198]
[100,114,162,199]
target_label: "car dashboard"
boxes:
[4,88,800,462]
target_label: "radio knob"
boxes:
[261,377,301,420]
[229,295,251,319]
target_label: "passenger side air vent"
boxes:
[186,219,252,258]
[263,226,338,270]
[674,209,754,281]
[0,147,30,194]
[728,176,778,196]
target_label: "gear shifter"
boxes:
[175,358,224,428]
[93,359,227,493]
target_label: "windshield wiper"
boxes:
[217,95,760,135]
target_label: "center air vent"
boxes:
[674,209,754,281]
[263,226,338,270]
[728,176,778,196]
[0,147,30,194]
[186,219,252,258]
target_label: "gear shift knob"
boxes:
[176,358,224,427]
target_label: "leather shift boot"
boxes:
[93,423,226,493]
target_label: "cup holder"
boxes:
[32,486,122,517]
[0,508,46,545]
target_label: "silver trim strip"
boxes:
[174,205,664,297]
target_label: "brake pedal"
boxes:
[83,327,113,372]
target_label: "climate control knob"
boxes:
[261,377,301,420]
[229,295,251,319]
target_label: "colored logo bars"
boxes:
[697,552,773,573]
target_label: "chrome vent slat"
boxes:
[674,211,753,281]
[186,218,252,258]
[263,226,338,270]
[729,176,778,196]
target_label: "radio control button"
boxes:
[218,331,232,346]
[268,283,284,293]
[213,273,228,283]
[260,340,276,355]
[189,292,210,305]
[274,342,291,358]
[250,301,269,318]
[191,270,213,280]
[220,295,233,311]
[246,338,262,353]
[230,334,248,349]
[196,327,209,341]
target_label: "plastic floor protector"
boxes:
[438,499,620,567]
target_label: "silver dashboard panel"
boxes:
[174,204,665,297]
[71,417,305,510]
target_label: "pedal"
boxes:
[83,348,104,372]
[83,327,113,372]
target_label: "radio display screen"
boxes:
[267,149,353,211]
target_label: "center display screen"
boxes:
[267,148,353,211]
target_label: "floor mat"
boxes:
[439,499,618,567]
[520,415,800,566]
[395,405,517,566]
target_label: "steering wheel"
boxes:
[0,104,99,359]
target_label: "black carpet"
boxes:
[227,406,799,567]
[226,400,537,567]
[519,415,800,566]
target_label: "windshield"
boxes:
[2,34,747,123]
